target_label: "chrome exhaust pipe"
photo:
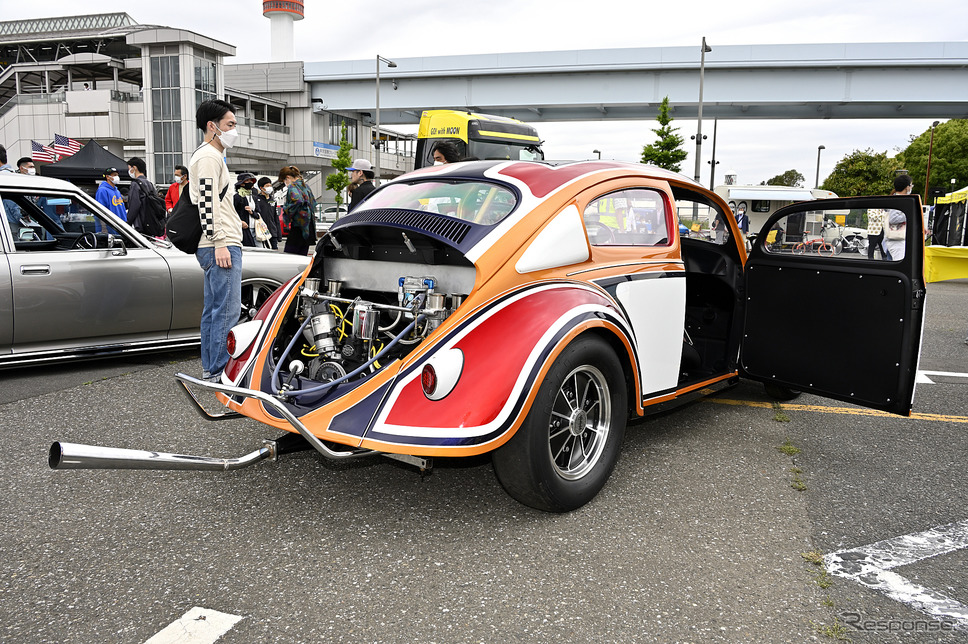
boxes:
[49,440,277,472]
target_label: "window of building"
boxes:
[330,115,357,148]
[149,55,183,186]
[266,104,284,126]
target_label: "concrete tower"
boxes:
[262,1,305,62]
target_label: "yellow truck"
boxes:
[415,110,543,168]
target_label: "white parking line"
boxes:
[917,370,968,384]
[144,607,243,644]
[824,519,968,629]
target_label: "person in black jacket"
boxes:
[255,177,280,249]
[348,158,375,212]
[125,157,158,234]
[232,172,258,247]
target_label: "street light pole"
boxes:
[593,149,601,159]
[692,37,712,185]
[374,54,397,187]
[708,118,718,189]
[924,120,940,198]
[815,145,825,189]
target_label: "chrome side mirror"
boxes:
[108,234,127,257]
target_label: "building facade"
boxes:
[0,13,414,204]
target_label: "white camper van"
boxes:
[713,183,865,253]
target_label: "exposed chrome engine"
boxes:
[292,275,461,383]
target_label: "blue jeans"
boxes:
[195,246,242,378]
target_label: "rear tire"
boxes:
[492,335,628,512]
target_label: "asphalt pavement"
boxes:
[1,282,966,643]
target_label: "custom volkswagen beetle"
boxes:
[51,161,926,512]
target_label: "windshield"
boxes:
[360,180,518,225]
[469,140,543,162]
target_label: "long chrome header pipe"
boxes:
[49,441,275,471]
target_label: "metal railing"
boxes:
[237,116,290,134]
[0,91,67,118]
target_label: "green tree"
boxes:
[761,169,805,187]
[640,96,688,172]
[897,119,968,198]
[325,121,353,208]
[820,148,901,197]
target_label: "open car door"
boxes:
[741,195,925,416]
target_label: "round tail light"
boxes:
[226,329,237,356]
[421,364,437,397]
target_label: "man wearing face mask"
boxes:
[16,158,36,175]
[165,165,189,213]
[125,156,159,234]
[255,176,281,249]
[233,172,258,247]
[95,167,128,225]
[190,99,242,382]
[431,141,460,165]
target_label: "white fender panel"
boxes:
[614,277,686,395]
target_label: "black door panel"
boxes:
[741,195,924,416]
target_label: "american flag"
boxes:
[31,140,58,163]
[52,133,82,157]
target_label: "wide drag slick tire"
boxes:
[492,335,628,512]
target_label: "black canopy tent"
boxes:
[39,140,127,183]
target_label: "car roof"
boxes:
[0,172,82,191]
[398,159,701,193]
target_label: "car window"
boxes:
[360,180,518,225]
[582,188,669,246]
[673,198,732,246]
[762,206,906,261]
[1,191,131,251]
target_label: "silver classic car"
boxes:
[0,173,308,368]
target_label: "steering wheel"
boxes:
[71,232,98,249]
[586,221,614,243]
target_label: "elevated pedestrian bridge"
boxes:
[305,41,968,125]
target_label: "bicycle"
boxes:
[793,232,838,256]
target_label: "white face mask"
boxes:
[263,186,273,194]
[433,161,444,166]
[26,168,36,175]
[215,124,239,149]
[109,175,119,183]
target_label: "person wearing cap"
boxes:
[347,158,375,213]
[233,172,258,247]
[95,167,127,225]
[254,177,281,249]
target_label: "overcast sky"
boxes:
[4,1,965,187]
